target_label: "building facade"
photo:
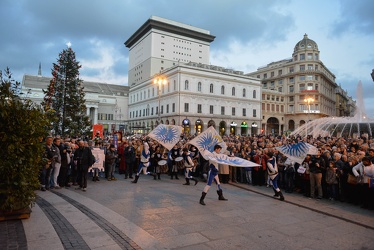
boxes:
[247,34,341,135]
[125,16,261,135]
[21,74,129,135]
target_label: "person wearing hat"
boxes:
[182,148,198,186]
[199,144,228,205]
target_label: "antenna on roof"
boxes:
[38,62,42,76]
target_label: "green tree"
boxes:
[0,67,49,212]
[42,47,91,137]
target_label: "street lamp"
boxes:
[153,75,167,125]
[304,97,314,137]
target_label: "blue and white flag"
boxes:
[148,124,183,150]
[202,150,260,168]
[276,142,318,164]
[188,126,227,153]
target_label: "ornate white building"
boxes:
[125,16,261,135]
[247,34,340,135]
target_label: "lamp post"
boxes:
[153,75,167,126]
[304,97,314,138]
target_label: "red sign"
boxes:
[92,124,104,139]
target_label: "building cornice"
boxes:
[125,18,215,48]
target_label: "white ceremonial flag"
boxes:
[202,150,260,167]
[148,124,183,150]
[276,142,318,164]
[188,126,227,154]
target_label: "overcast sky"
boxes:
[1,0,373,116]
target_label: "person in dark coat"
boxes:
[74,140,95,191]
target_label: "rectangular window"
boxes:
[197,104,202,113]
[289,105,294,112]
[300,54,305,60]
[166,104,169,113]
[271,71,274,77]
[300,65,305,71]
[232,107,235,116]
[278,79,283,84]
[299,84,305,91]
[172,103,175,112]
[307,75,313,80]
[281,105,284,112]
[263,73,267,79]
[289,96,294,102]
[289,67,294,73]
[210,105,214,114]
[307,53,313,60]
[289,77,294,83]
[278,70,282,75]
[184,103,189,112]
[300,75,305,80]
[161,105,164,114]
[308,64,313,70]
[151,108,154,115]
[221,106,225,115]
[253,109,257,117]
[243,108,246,117]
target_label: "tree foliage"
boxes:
[0,68,49,211]
[42,47,91,137]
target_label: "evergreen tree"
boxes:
[42,46,91,137]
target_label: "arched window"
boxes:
[232,87,235,96]
[253,90,257,99]
[198,82,202,92]
[243,88,246,97]
[221,85,225,95]
[210,83,214,93]
[185,80,189,90]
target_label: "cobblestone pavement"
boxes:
[1,173,373,250]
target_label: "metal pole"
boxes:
[158,85,161,124]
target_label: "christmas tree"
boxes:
[42,45,91,137]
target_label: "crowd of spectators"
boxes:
[40,133,374,210]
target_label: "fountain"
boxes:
[290,81,374,138]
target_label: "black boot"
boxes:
[183,178,190,185]
[157,173,161,180]
[217,189,228,201]
[192,178,198,186]
[175,173,179,180]
[152,173,157,180]
[279,191,285,201]
[200,192,207,205]
[131,175,139,183]
[273,188,279,197]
